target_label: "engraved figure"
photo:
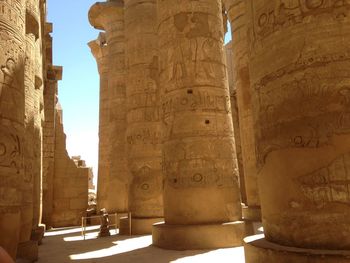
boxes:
[298,153,350,207]
[1,58,16,86]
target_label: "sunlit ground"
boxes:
[37,225,247,262]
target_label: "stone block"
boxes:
[244,235,350,263]
[153,221,252,250]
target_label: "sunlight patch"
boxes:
[171,247,245,263]
[69,236,152,260]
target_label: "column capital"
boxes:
[88,1,124,30]
[45,22,53,34]
[88,33,108,75]
[47,65,63,81]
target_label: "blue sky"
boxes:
[47,0,232,183]
[47,0,100,179]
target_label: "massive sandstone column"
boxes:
[42,64,62,228]
[244,1,350,262]
[153,0,248,250]
[31,8,45,244]
[223,0,261,221]
[0,0,25,258]
[124,0,163,234]
[89,0,129,213]
[32,0,45,238]
[225,42,247,205]
[17,31,38,261]
[88,33,109,211]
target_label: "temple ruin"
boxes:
[1,0,350,262]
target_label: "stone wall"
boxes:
[50,106,88,227]
[0,0,91,260]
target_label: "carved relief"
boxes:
[0,0,25,33]
[126,128,161,145]
[0,35,25,121]
[129,164,163,216]
[162,91,231,116]
[162,140,238,189]
[160,12,226,92]
[252,0,350,44]
[298,152,350,207]
[0,125,22,173]
[255,54,350,167]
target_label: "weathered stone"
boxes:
[0,0,26,258]
[244,0,350,261]
[32,4,45,238]
[51,108,89,227]
[224,0,261,221]
[225,42,247,205]
[19,32,36,248]
[124,0,164,234]
[89,0,129,213]
[153,0,247,250]
[42,65,62,228]
[245,235,350,263]
[88,33,109,211]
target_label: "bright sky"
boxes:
[47,0,232,185]
[47,0,100,181]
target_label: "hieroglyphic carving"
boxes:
[129,165,163,216]
[158,0,242,225]
[0,125,22,173]
[126,128,161,145]
[162,139,238,189]
[251,0,350,44]
[298,152,350,207]
[0,0,26,34]
[124,0,163,220]
[255,51,350,167]
[162,91,231,116]
[158,11,226,93]
[0,33,25,122]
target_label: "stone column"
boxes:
[31,9,45,244]
[225,42,247,205]
[0,0,26,258]
[153,0,249,250]
[88,33,110,211]
[124,0,163,234]
[89,0,129,213]
[244,1,350,262]
[17,32,38,261]
[223,0,261,222]
[42,64,62,228]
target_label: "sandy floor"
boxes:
[37,226,246,263]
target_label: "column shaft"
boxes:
[124,0,163,233]
[0,0,26,258]
[224,0,261,221]
[89,1,129,213]
[245,0,350,253]
[153,0,250,250]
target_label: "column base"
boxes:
[16,240,38,262]
[152,221,252,250]
[31,225,46,245]
[244,234,350,263]
[119,217,164,235]
[242,205,261,222]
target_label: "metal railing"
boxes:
[81,212,132,240]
